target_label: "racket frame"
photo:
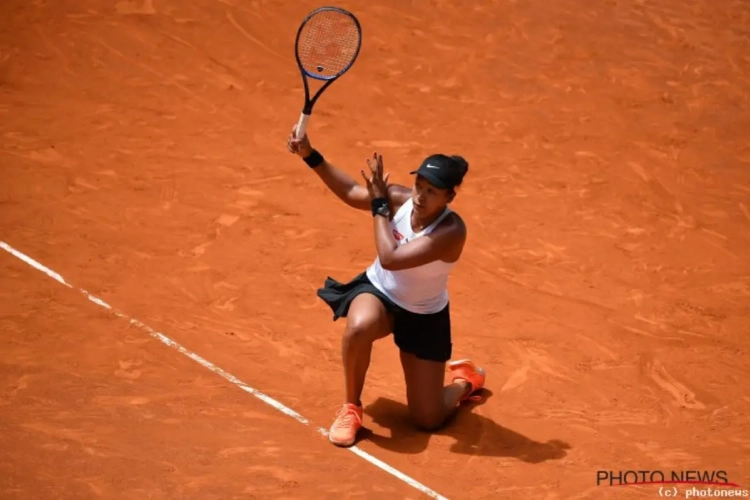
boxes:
[294,6,362,138]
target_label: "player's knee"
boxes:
[412,413,444,432]
[410,408,445,432]
[343,294,391,343]
[344,313,381,343]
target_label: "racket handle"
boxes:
[295,112,311,139]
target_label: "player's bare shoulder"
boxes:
[442,210,467,240]
[386,184,412,209]
[433,210,467,261]
[431,209,467,248]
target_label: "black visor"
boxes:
[409,154,463,190]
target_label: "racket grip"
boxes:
[295,112,311,139]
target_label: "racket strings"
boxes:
[297,11,360,78]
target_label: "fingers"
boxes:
[366,151,384,175]
[287,132,298,154]
[290,123,311,142]
[369,151,383,175]
[288,124,307,154]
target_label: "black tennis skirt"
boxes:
[316,271,452,363]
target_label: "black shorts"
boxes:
[316,271,452,363]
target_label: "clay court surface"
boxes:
[2,0,750,498]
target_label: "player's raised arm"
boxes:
[286,126,369,210]
[287,127,410,212]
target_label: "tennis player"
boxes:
[287,126,486,447]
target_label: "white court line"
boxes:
[0,241,448,500]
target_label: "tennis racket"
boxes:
[293,6,363,139]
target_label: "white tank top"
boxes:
[366,198,457,314]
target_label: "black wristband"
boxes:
[371,197,388,217]
[303,149,324,168]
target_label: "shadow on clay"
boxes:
[359,389,571,463]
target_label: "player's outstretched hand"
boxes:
[361,151,390,199]
[287,125,313,158]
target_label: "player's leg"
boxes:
[395,304,485,430]
[400,353,485,430]
[329,292,393,446]
[342,292,393,406]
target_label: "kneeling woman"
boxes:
[287,127,486,447]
